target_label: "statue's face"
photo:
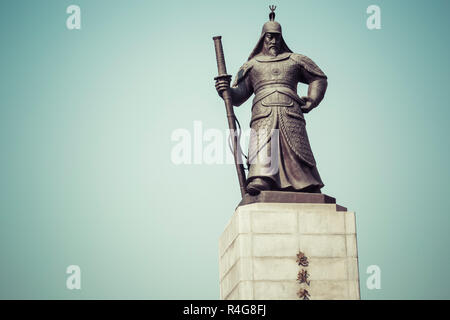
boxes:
[263,32,281,56]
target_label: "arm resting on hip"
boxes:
[307,78,328,108]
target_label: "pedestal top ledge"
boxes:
[238,191,347,211]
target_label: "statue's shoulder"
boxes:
[290,53,327,78]
[232,59,255,87]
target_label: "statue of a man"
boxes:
[215,8,328,195]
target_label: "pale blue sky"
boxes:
[0,0,449,299]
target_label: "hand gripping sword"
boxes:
[212,36,247,197]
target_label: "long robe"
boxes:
[230,52,327,192]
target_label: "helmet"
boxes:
[248,6,292,60]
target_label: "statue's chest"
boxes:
[250,59,299,85]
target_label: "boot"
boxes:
[246,177,272,195]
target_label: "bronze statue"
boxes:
[214,6,328,196]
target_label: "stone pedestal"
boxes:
[219,192,360,300]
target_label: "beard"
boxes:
[268,46,279,56]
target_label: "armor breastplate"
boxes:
[249,53,304,106]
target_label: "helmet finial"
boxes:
[269,5,276,21]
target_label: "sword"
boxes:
[212,36,247,197]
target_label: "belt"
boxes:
[254,80,297,94]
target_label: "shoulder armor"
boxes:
[290,53,327,78]
[232,61,253,87]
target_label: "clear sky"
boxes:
[1,0,450,299]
